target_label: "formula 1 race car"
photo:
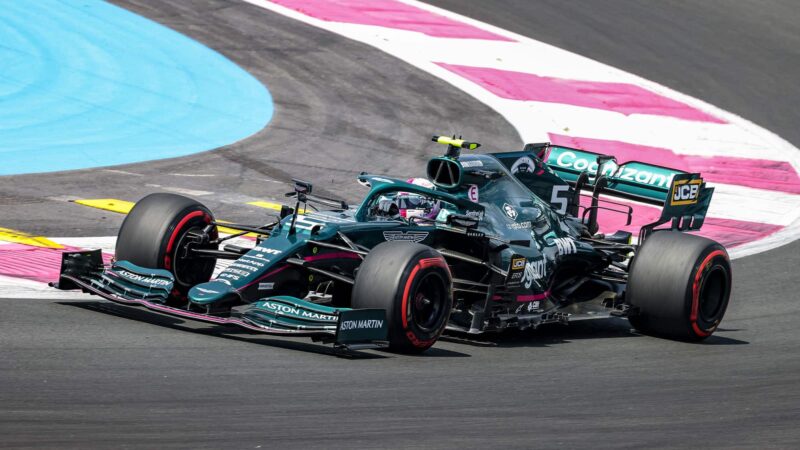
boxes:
[54,135,732,353]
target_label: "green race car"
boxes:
[54,135,732,353]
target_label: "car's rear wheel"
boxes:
[351,242,452,353]
[627,231,732,341]
[115,193,218,299]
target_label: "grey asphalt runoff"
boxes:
[1,0,799,448]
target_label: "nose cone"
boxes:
[189,280,239,305]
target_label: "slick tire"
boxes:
[352,242,452,353]
[116,193,217,297]
[627,231,732,341]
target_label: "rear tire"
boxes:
[627,231,732,341]
[115,193,217,297]
[352,242,452,353]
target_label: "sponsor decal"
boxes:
[253,247,283,255]
[507,256,526,284]
[230,263,259,272]
[223,268,252,277]
[670,178,703,206]
[258,282,274,291]
[301,310,336,321]
[554,150,675,189]
[115,270,171,287]
[503,203,518,220]
[383,230,429,243]
[217,279,232,286]
[468,184,479,202]
[306,212,355,224]
[515,300,541,313]
[507,255,526,284]
[263,301,299,315]
[238,257,265,267]
[405,331,434,348]
[511,156,536,174]
[506,221,531,230]
[339,319,385,330]
[261,301,336,321]
[465,209,484,220]
[460,160,483,168]
[336,309,388,344]
[521,258,546,289]
[195,287,219,294]
[554,237,577,255]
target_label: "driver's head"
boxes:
[398,178,440,219]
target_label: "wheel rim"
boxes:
[411,272,447,332]
[698,265,727,322]
[173,225,215,287]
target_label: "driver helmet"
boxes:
[397,178,440,219]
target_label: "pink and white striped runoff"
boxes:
[250,0,800,258]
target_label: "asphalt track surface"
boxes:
[1,1,799,448]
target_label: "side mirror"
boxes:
[292,179,312,195]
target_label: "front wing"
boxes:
[51,250,388,351]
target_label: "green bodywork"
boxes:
[184,152,601,321]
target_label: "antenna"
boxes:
[431,135,481,158]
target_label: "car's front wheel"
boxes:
[351,242,452,353]
[115,193,218,299]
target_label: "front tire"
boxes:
[627,231,732,341]
[351,242,452,353]
[115,193,217,297]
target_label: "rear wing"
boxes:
[539,144,682,204]
[523,143,713,238]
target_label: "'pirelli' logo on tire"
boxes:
[670,178,703,206]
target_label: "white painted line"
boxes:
[0,274,88,299]
[144,184,214,196]
[169,173,217,177]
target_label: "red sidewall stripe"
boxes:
[401,264,421,329]
[690,249,727,337]
[400,256,449,347]
[163,211,207,270]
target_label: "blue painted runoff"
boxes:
[0,0,273,175]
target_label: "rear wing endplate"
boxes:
[640,172,713,241]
